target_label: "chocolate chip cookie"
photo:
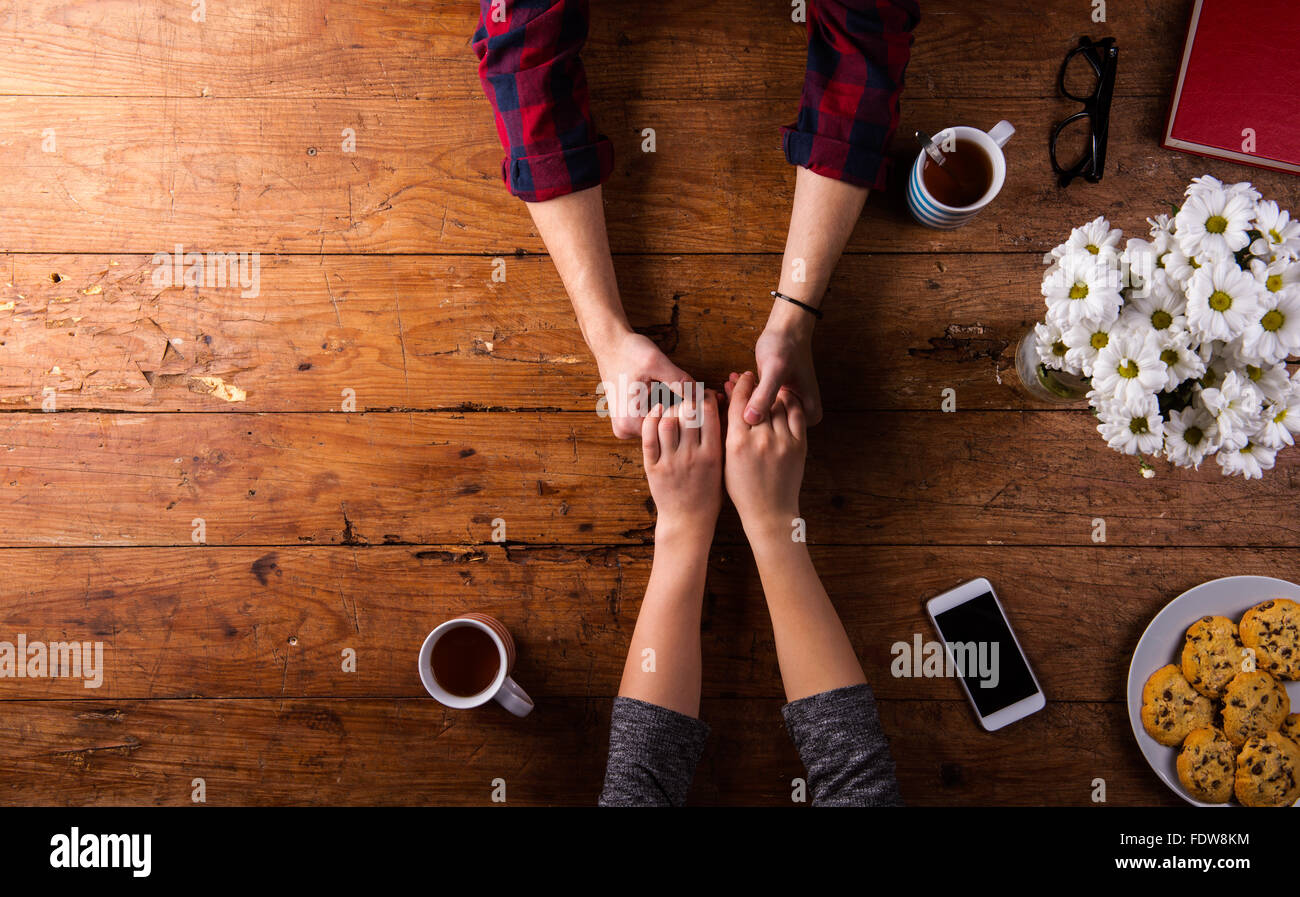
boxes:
[1141,664,1215,747]
[1176,727,1236,803]
[1181,615,1247,698]
[1234,730,1300,807]
[1240,598,1300,680]
[1281,712,1300,747]
[1221,670,1291,747]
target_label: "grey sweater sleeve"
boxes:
[781,683,903,806]
[598,696,710,807]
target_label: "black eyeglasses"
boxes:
[1050,36,1118,187]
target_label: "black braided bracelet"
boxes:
[770,290,824,320]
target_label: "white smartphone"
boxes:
[924,577,1046,731]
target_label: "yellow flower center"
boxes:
[1208,290,1233,312]
[1270,228,1282,243]
[1151,310,1173,329]
[1085,243,1100,254]
[1261,309,1285,332]
[1184,426,1204,446]
[1160,348,1180,366]
[1247,365,1263,381]
[1069,283,1089,300]
[1129,417,1150,435]
[1266,274,1283,292]
[1205,215,1228,234]
[1090,332,1109,350]
[1118,360,1140,379]
[1052,340,1068,357]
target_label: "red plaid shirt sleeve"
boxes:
[782,0,920,190]
[472,0,918,203]
[472,0,614,203]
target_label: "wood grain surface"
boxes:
[0,0,1294,806]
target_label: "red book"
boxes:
[1163,0,1300,175]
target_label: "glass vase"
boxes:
[1013,329,1091,403]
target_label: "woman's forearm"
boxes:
[745,517,867,703]
[616,519,714,717]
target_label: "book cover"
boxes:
[1163,0,1300,175]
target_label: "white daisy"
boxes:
[1185,175,1260,205]
[1197,370,1264,450]
[1185,259,1264,342]
[1063,316,1122,378]
[1163,405,1219,468]
[1154,329,1206,391]
[1122,273,1187,335]
[1249,199,1300,260]
[1250,256,1300,297]
[1122,238,1159,295]
[1175,187,1256,258]
[1033,320,1079,374]
[1047,216,1123,264]
[1241,286,1300,365]
[1095,393,1164,456]
[1197,349,1233,390]
[1043,251,1123,328]
[1215,440,1277,480]
[1147,214,1175,239]
[1255,394,1299,449]
[1163,243,1220,290]
[1241,361,1293,404]
[1091,329,1168,408]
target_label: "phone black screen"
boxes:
[932,591,1040,717]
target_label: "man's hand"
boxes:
[596,330,694,439]
[746,321,823,427]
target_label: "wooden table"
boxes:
[0,0,1294,806]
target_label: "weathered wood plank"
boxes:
[0,0,1192,101]
[0,697,1172,806]
[0,251,1059,412]
[1,96,1295,254]
[0,545,1291,703]
[1,411,1296,547]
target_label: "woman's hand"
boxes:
[641,389,723,539]
[723,371,807,536]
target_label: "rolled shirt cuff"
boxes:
[503,135,615,203]
[781,125,892,191]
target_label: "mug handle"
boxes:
[988,120,1015,148]
[494,676,534,717]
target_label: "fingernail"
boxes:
[743,407,760,424]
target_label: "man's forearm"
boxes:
[525,186,630,353]
[771,165,870,331]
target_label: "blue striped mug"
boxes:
[907,121,1015,229]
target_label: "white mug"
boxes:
[418,613,534,717]
[907,120,1015,228]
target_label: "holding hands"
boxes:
[638,370,807,539]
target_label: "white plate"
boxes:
[1127,575,1300,807]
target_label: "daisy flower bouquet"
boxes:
[1017,175,1300,479]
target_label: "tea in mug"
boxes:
[430,625,500,697]
[922,138,994,207]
